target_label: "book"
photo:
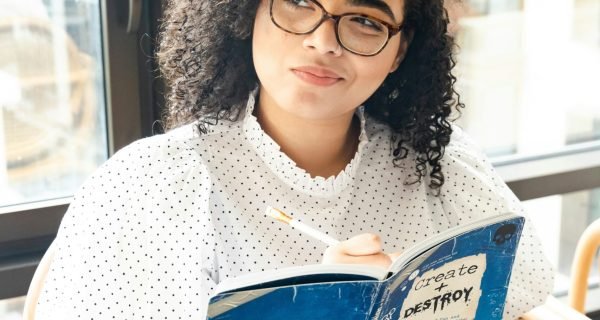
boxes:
[206,212,525,320]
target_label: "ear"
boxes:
[389,30,414,74]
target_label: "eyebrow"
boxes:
[347,0,397,22]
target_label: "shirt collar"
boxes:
[241,87,369,198]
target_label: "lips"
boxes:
[291,66,344,86]
[292,66,343,79]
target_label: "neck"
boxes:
[254,91,361,178]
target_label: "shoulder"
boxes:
[361,118,490,168]
[110,118,242,163]
[65,123,215,232]
[446,125,486,158]
[87,123,217,191]
[442,124,494,175]
[438,124,522,218]
[108,126,200,168]
[95,118,249,183]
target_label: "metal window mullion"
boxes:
[494,146,600,200]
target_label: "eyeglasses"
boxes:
[269,0,403,56]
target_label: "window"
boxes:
[0,0,161,301]
[450,0,600,312]
[451,0,600,157]
[0,0,108,208]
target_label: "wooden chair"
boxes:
[520,295,592,320]
[569,218,600,313]
[23,241,56,320]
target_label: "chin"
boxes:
[291,97,352,121]
[262,80,355,119]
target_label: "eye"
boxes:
[283,0,313,9]
[349,16,385,33]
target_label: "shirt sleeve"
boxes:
[438,125,555,319]
[35,134,219,319]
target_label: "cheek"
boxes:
[252,5,292,81]
[253,10,276,83]
[252,5,271,59]
[352,50,398,91]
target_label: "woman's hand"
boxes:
[322,233,401,269]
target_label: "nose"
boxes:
[302,18,343,56]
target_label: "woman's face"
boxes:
[252,0,407,121]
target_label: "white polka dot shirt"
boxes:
[36,91,554,319]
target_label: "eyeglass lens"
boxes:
[271,0,390,55]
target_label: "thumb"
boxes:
[387,251,402,262]
[338,233,383,256]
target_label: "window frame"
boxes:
[498,141,600,201]
[0,0,161,300]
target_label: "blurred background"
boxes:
[0,0,598,318]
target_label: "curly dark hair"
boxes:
[157,0,464,193]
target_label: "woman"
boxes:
[31,0,553,318]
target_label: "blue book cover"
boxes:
[206,212,525,320]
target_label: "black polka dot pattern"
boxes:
[35,91,553,319]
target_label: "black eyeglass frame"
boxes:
[269,0,403,56]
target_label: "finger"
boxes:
[338,233,383,256]
[324,252,392,269]
[387,251,402,262]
